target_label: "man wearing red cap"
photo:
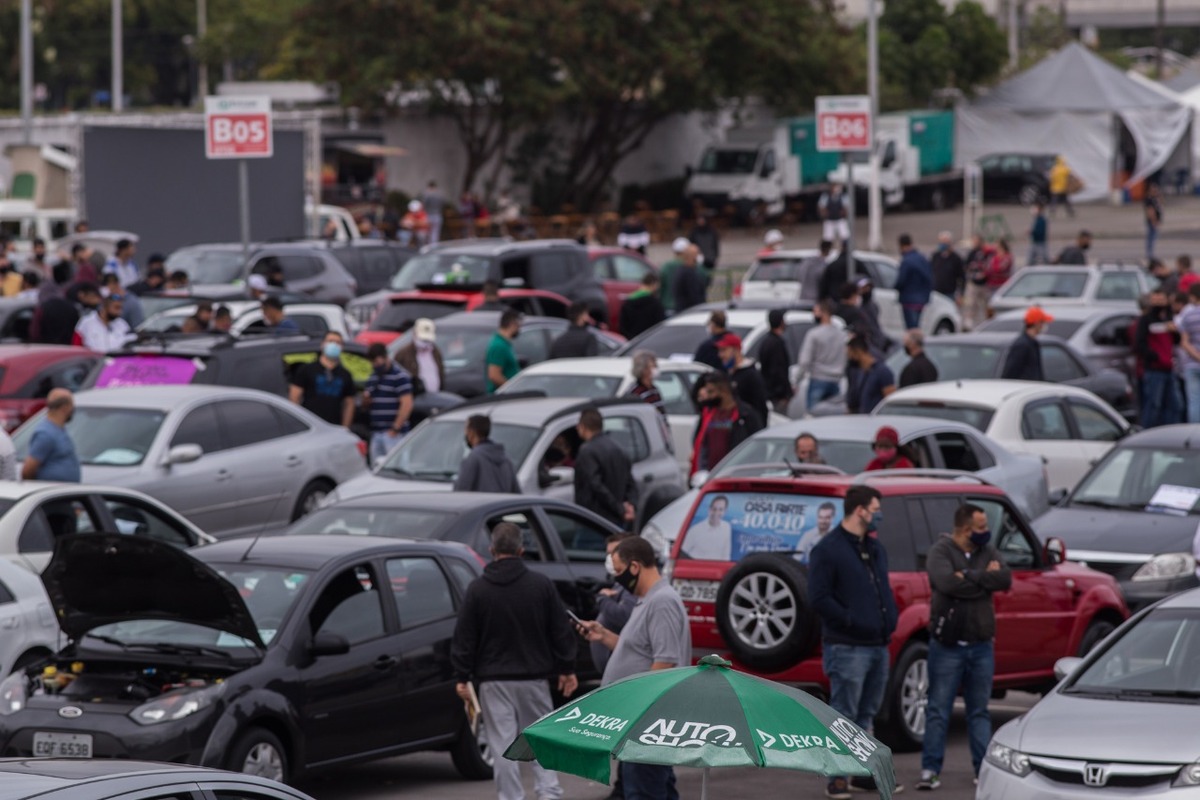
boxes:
[715,332,769,425]
[1000,307,1052,381]
[864,426,914,471]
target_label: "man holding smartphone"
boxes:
[452,523,579,800]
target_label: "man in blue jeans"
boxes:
[809,485,899,799]
[918,503,1012,790]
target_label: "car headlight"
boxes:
[0,673,27,716]
[1131,553,1197,582]
[986,740,1032,777]
[130,684,223,726]
[1175,763,1200,787]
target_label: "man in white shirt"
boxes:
[75,294,134,352]
[102,238,139,289]
[683,494,733,561]
[797,501,838,564]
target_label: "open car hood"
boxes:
[41,534,265,648]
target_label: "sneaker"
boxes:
[850,776,904,793]
[915,771,941,791]
[826,777,852,799]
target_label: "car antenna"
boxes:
[240,492,290,561]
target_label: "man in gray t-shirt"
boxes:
[583,536,691,799]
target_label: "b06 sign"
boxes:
[815,95,872,153]
[205,96,273,159]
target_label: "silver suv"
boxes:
[324,396,686,527]
[168,241,358,305]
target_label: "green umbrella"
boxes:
[504,655,896,800]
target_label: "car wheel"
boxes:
[877,641,928,752]
[11,650,50,674]
[450,718,494,781]
[1018,183,1042,206]
[291,479,335,521]
[714,554,818,672]
[933,319,955,335]
[228,728,289,783]
[1076,618,1116,657]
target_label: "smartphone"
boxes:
[566,608,585,626]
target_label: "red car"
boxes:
[589,247,657,333]
[354,288,572,347]
[0,345,102,432]
[667,472,1128,750]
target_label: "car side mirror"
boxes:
[1048,487,1068,506]
[547,466,574,487]
[1053,656,1083,682]
[162,443,202,466]
[310,631,350,657]
[1044,537,1067,566]
[689,470,710,489]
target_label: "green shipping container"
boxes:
[788,117,839,187]
[908,111,955,177]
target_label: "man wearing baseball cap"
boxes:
[658,237,691,314]
[758,228,785,257]
[397,317,445,394]
[715,332,769,424]
[1001,307,1053,381]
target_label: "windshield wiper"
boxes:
[122,642,237,660]
[1114,688,1200,700]
[377,465,413,478]
[1071,498,1142,511]
[412,469,457,479]
[82,633,131,649]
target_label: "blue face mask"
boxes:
[867,510,883,533]
[722,358,736,371]
[969,529,992,548]
[323,342,342,360]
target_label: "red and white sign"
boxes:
[816,95,872,153]
[204,96,273,159]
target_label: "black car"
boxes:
[0,534,490,783]
[977,152,1057,206]
[327,240,416,296]
[1034,424,1200,610]
[0,759,318,800]
[386,311,623,398]
[391,239,610,322]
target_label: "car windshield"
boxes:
[1002,270,1089,299]
[697,148,757,175]
[0,499,15,518]
[1071,446,1200,513]
[378,419,542,482]
[287,507,455,537]
[390,254,494,290]
[14,407,165,467]
[166,249,245,285]
[746,259,811,282]
[370,300,465,332]
[629,324,754,360]
[878,401,994,432]
[714,435,873,476]
[1067,608,1200,699]
[975,318,1084,339]
[679,491,844,565]
[889,342,1003,380]
[502,373,622,398]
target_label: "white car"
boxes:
[737,248,962,339]
[0,556,60,676]
[988,264,1151,316]
[138,301,355,339]
[875,380,1130,496]
[0,483,214,573]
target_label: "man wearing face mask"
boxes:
[21,389,80,482]
[898,329,938,388]
[288,332,357,427]
[593,533,638,676]
[396,318,444,394]
[454,414,521,493]
[715,332,768,425]
[918,503,1011,791]
[688,372,764,478]
[808,486,899,799]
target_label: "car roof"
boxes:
[433,395,636,424]
[1010,264,1142,275]
[659,309,815,327]
[756,249,893,261]
[0,758,311,799]
[0,482,167,502]
[193,533,474,570]
[984,306,1130,323]
[741,413,991,442]
[421,238,583,256]
[1120,423,1200,448]
[0,344,94,362]
[923,332,1068,347]
[416,310,560,329]
[113,332,332,356]
[882,379,1099,407]
[74,383,278,408]
[510,357,705,378]
[321,491,577,513]
[703,473,1006,497]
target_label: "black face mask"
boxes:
[613,566,639,594]
[463,436,472,449]
[700,396,721,408]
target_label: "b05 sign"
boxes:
[205,96,273,159]
[815,95,872,153]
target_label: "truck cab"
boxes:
[685,125,799,218]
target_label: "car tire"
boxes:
[1018,183,1042,207]
[450,718,494,781]
[228,727,289,783]
[714,554,817,672]
[876,640,928,752]
[291,479,335,521]
[1076,618,1116,657]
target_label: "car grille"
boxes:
[1031,763,1171,788]
[1028,756,1181,789]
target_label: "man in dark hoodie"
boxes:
[618,272,665,339]
[453,415,521,493]
[451,522,578,800]
[574,407,638,528]
[549,302,599,359]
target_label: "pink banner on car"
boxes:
[94,356,199,388]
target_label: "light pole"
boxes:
[867,0,882,251]
[20,0,33,143]
[112,0,123,111]
[197,0,208,104]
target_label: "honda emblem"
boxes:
[1083,764,1108,787]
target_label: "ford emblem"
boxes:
[58,706,83,719]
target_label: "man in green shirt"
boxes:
[658,237,690,314]
[485,309,523,393]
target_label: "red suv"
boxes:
[667,472,1128,749]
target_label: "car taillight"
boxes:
[356,440,368,459]
[732,283,742,298]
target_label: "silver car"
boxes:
[975,306,1138,381]
[979,587,1200,799]
[12,385,366,539]
[988,264,1151,316]
[325,396,686,527]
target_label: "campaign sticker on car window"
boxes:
[681,492,842,564]
[95,356,198,388]
[1146,484,1200,515]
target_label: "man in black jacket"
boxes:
[451,523,578,800]
[689,372,764,477]
[930,231,965,300]
[1000,306,1051,381]
[574,407,638,528]
[549,302,599,359]
[618,272,665,339]
[808,485,900,798]
[919,503,1012,790]
[715,332,770,424]
[453,415,522,493]
[693,310,728,370]
[757,309,793,412]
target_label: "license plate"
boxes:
[673,579,718,603]
[33,732,93,758]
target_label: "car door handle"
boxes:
[374,655,398,671]
[642,474,654,483]
[285,455,302,467]
[216,469,232,482]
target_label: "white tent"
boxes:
[958,43,1192,202]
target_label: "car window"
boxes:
[1068,400,1124,442]
[933,432,982,471]
[387,557,456,628]
[1070,607,1200,693]
[613,255,651,282]
[1091,314,1135,347]
[863,258,898,289]
[918,497,963,549]
[103,497,193,546]
[255,255,323,281]
[485,511,544,561]
[908,343,1004,380]
[287,314,331,337]
[18,499,100,553]
[780,323,816,363]
[1096,272,1142,301]
[170,403,224,454]
[544,510,610,562]
[530,252,574,287]
[272,404,310,436]
[355,248,406,293]
[504,373,621,398]
[533,296,569,319]
[309,564,386,644]
[605,415,650,462]
[513,328,550,365]
[0,579,13,604]
[878,401,994,432]
[1003,270,1089,299]
[656,372,696,416]
[443,556,477,597]
[591,256,613,281]
[216,400,286,449]
[1042,345,1086,383]
[979,156,1000,170]
[1022,400,1071,440]
[33,360,95,396]
[970,497,1038,569]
